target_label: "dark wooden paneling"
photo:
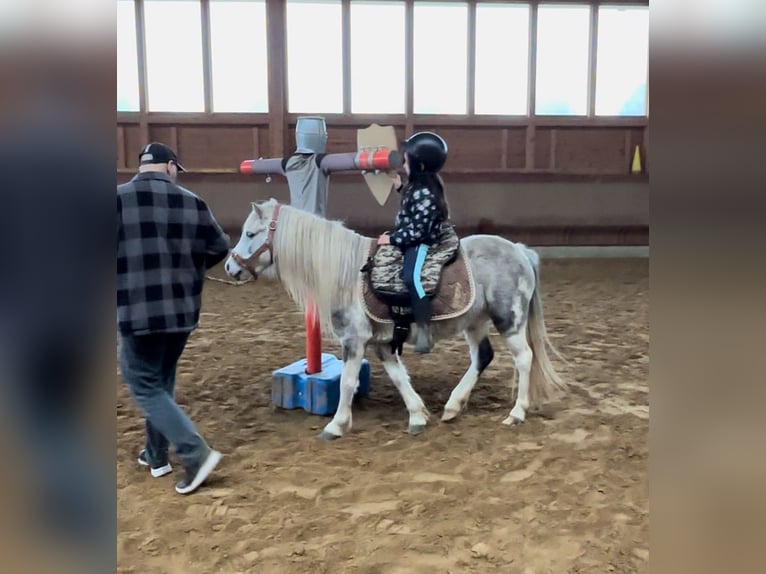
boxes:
[124,125,144,168]
[258,128,271,159]
[177,126,255,169]
[119,119,647,177]
[117,126,126,168]
[534,129,551,169]
[130,176,648,246]
[556,128,627,172]
[506,128,527,169]
[324,127,360,154]
[629,127,645,159]
[284,124,366,155]
[415,127,505,170]
[148,126,173,147]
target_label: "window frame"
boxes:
[117,0,649,163]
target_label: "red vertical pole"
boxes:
[305,299,322,374]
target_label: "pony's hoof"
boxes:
[317,431,341,441]
[408,424,426,436]
[441,409,459,422]
[501,416,523,426]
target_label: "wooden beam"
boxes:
[170,126,179,154]
[501,128,509,169]
[251,127,261,160]
[643,125,649,171]
[134,0,148,113]
[281,113,646,128]
[525,2,538,169]
[405,0,414,135]
[587,4,599,116]
[342,0,351,114]
[527,2,538,117]
[117,112,270,126]
[139,117,149,149]
[201,0,213,113]
[466,0,477,116]
[624,129,632,172]
[266,0,287,157]
[524,0,648,5]
[115,111,646,130]
[525,124,536,170]
[549,129,557,170]
[117,126,126,169]
[116,166,645,179]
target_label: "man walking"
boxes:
[117,142,229,494]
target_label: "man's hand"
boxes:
[377,233,391,245]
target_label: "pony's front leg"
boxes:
[318,341,365,440]
[375,345,430,435]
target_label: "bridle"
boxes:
[230,203,281,281]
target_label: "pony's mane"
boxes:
[271,205,371,333]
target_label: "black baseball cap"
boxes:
[138,142,186,172]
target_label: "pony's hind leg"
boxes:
[442,322,493,422]
[319,339,365,440]
[501,328,533,426]
[374,344,430,435]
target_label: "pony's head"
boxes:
[225,198,280,281]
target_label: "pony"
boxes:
[224,198,566,440]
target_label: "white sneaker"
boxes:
[137,449,173,478]
[175,450,222,495]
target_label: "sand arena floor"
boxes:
[117,257,648,574]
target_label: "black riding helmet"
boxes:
[402,131,448,174]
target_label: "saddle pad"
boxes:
[361,243,476,324]
[368,225,460,297]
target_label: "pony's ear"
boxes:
[251,202,263,219]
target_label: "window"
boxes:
[535,4,590,115]
[117,0,140,111]
[595,6,649,116]
[414,2,468,114]
[286,1,343,113]
[209,0,269,112]
[475,3,529,115]
[350,1,405,114]
[144,0,205,112]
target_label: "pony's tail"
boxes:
[524,247,568,404]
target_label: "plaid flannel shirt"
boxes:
[117,172,230,336]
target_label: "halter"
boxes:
[231,203,281,281]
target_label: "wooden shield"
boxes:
[357,123,399,206]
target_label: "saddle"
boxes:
[359,225,476,354]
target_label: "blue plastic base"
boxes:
[271,353,371,416]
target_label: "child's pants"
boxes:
[401,244,431,324]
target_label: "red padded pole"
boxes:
[305,299,321,374]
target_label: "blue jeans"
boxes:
[118,332,209,470]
